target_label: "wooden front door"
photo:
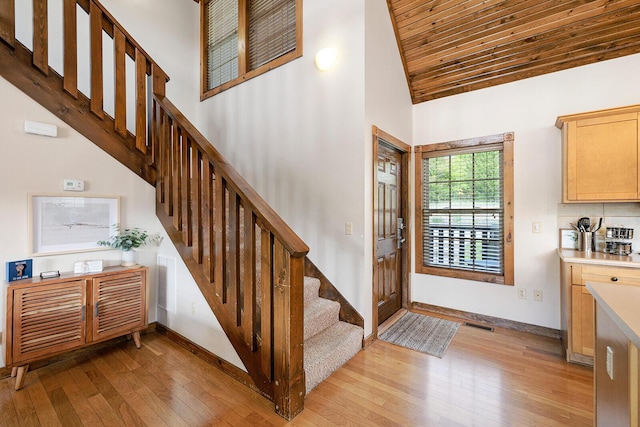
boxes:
[375,142,405,325]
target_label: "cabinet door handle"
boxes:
[611,277,618,282]
[95,302,99,317]
[82,306,85,321]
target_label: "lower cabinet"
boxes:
[561,261,640,365]
[4,266,148,390]
[571,284,595,357]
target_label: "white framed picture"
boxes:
[559,228,579,249]
[29,194,120,256]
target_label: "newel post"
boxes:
[272,241,305,420]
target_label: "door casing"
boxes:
[372,126,411,339]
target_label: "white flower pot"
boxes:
[121,250,137,267]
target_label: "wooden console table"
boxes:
[4,265,148,390]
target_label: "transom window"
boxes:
[201,0,302,99]
[415,133,514,285]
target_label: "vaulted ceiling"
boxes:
[387,0,640,104]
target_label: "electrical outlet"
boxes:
[532,222,541,233]
[518,288,526,300]
[534,289,543,302]
[606,346,614,380]
[191,302,196,315]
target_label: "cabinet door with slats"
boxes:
[13,280,86,364]
[91,270,147,342]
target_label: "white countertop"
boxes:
[587,281,640,349]
[558,248,640,268]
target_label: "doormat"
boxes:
[379,312,460,358]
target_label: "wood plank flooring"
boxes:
[0,320,593,426]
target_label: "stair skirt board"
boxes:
[303,276,364,393]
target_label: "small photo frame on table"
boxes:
[29,194,120,256]
[6,259,33,282]
[559,228,579,249]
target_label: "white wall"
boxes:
[198,1,370,326]
[412,53,640,329]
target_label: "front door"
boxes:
[375,142,405,325]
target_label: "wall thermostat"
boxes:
[63,179,85,191]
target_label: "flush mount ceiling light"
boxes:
[315,48,338,71]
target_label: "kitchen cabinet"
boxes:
[556,104,640,202]
[4,266,148,390]
[560,260,640,366]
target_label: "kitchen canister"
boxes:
[578,232,595,253]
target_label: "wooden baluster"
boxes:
[156,108,169,203]
[0,0,15,47]
[243,209,256,350]
[89,2,103,118]
[260,226,273,379]
[202,161,215,282]
[228,188,240,324]
[181,136,192,246]
[151,99,163,203]
[161,114,172,214]
[172,126,182,231]
[114,27,127,137]
[32,0,48,75]
[214,175,225,301]
[272,243,305,420]
[164,124,179,219]
[62,0,78,97]
[191,148,203,263]
[135,49,147,153]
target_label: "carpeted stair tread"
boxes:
[304,276,320,305]
[304,321,363,393]
[304,297,340,340]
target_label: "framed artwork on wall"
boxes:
[29,194,120,256]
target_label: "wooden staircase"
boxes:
[0,0,365,420]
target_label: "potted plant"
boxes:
[97,225,161,266]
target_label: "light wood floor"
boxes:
[0,320,593,426]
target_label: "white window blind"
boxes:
[206,0,239,90]
[421,147,504,274]
[248,0,297,70]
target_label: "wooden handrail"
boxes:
[153,96,309,257]
[0,0,308,419]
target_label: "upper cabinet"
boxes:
[556,105,640,202]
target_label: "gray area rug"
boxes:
[379,312,460,358]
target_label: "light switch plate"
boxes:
[606,345,614,380]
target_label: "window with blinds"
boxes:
[248,0,297,70]
[202,0,301,97]
[206,0,239,89]
[415,133,514,285]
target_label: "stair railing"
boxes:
[0,0,308,419]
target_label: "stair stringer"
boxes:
[304,256,364,330]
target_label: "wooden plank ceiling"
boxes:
[387,0,640,104]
